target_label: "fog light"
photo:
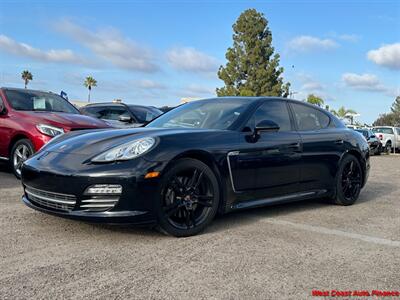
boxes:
[85,184,122,195]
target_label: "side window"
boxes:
[247,101,292,132]
[396,128,400,135]
[106,107,130,121]
[291,103,330,131]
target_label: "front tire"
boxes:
[333,154,362,206]
[10,139,34,179]
[156,158,220,237]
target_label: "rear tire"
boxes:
[10,139,34,179]
[156,158,220,237]
[332,154,362,206]
[385,142,392,154]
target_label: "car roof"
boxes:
[1,87,56,94]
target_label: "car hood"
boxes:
[19,111,109,129]
[43,127,220,155]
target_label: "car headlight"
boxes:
[36,124,65,137]
[91,137,156,162]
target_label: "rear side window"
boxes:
[247,100,292,131]
[291,103,330,131]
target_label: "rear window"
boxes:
[355,130,368,138]
[373,127,394,134]
[82,106,130,121]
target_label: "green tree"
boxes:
[373,96,400,126]
[216,9,290,97]
[391,96,400,114]
[372,113,397,126]
[331,106,357,124]
[306,94,324,107]
[21,70,33,89]
[84,76,97,102]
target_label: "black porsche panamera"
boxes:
[21,97,370,236]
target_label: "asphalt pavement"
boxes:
[0,156,399,299]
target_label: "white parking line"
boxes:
[265,219,400,248]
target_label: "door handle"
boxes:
[335,140,344,145]
[288,142,301,151]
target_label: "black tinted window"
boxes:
[356,129,369,138]
[291,103,330,131]
[248,101,291,131]
[128,106,162,123]
[82,106,130,121]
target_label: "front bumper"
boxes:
[21,151,165,225]
[22,195,154,225]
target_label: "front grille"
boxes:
[80,197,119,212]
[25,185,76,212]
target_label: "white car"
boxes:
[372,126,400,153]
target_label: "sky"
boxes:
[0,0,399,124]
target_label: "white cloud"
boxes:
[342,73,388,93]
[367,43,400,70]
[297,73,324,92]
[136,79,166,90]
[337,34,360,42]
[288,35,338,52]
[55,20,159,73]
[0,34,88,65]
[166,47,218,73]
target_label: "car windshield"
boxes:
[355,129,368,138]
[146,99,249,130]
[129,106,162,123]
[5,90,79,114]
[372,127,394,134]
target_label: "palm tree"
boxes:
[21,70,33,89]
[331,106,357,124]
[306,94,324,107]
[83,76,97,102]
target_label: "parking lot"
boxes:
[0,156,398,299]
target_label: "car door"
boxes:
[228,100,302,197]
[289,102,345,192]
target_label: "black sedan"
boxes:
[21,97,370,237]
[355,129,382,155]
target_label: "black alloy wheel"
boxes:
[333,154,362,206]
[157,158,219,237]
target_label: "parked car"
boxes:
[80,102,163,128]
[372,126,400,153]
[0,87,110,178]
[21,97,370,237]
[355,129,382,155]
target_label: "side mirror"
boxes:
[370,135,376,139]
[119,115,132,123]
[255,120,280,134]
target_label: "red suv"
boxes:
[0,87,110,178]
